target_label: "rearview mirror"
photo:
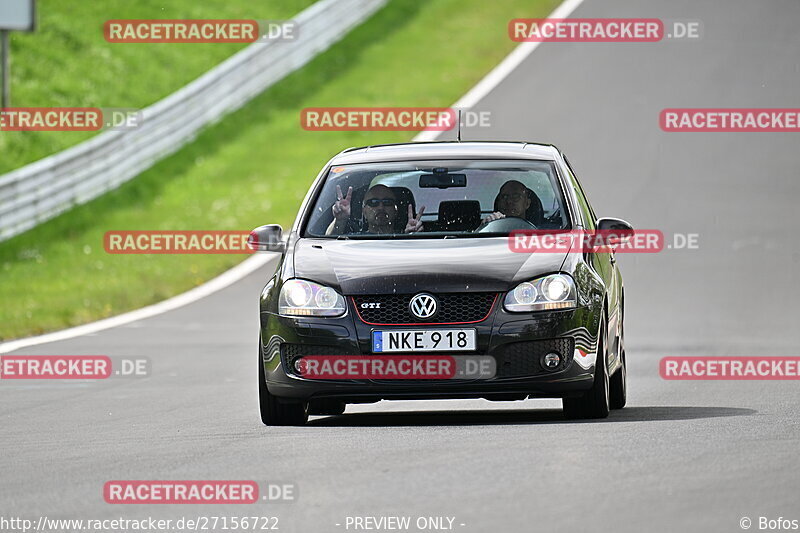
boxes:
[248,224,286,252]
[419,172,467,188]
[595,217,634,246]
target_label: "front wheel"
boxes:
[563,318,610,419]
[609,303,627,409]
[258,337,308,426]
[609,352,626,409]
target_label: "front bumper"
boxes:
[260,298,601,403]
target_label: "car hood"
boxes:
[292,237,569,294]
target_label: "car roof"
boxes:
[329,141,561,165]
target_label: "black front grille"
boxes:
[352,293,497,324]
[492,338,575,378]
[281,344,351,358]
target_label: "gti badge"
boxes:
[409,293,438,319]
[360,302,381,309]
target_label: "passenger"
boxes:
[328,184,425,235]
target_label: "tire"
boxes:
[309,400,346,416]
[563,317,610,420]
[609,306,627,410]
[609,352,626,410]
[258,337,308,426]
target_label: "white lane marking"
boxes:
[415,0,587,142]
[2,0,585,353]
[0,254,278,354]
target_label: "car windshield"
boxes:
[303,159,570,238]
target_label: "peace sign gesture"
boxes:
[404,204,425,233]
[332,185,353,222]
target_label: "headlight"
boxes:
[504,274,577,312]
[279,279,346,317]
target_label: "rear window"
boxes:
[303,159,570,238]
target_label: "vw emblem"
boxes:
[409,293,438,320]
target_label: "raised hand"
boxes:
[332,185,353,222]
[404,204,425,233]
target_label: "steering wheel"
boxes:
[476,216,537,233]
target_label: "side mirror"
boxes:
[595,217,634,246]
[248,224,286,252]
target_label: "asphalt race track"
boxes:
[2,0,799,531]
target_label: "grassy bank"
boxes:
[0,0,313,173]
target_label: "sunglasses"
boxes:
[364,198,397,207]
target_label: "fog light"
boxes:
[293,358,306,374]
[542,352,561,370]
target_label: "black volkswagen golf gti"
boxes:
[252,141,632,425]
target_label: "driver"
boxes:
[481,180,531,224]
[327,184,425,235]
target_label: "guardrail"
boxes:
[0,0,388,242]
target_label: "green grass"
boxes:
[0,0,314,173]
[0,0,559,341]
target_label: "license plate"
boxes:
[372,329,477,353]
